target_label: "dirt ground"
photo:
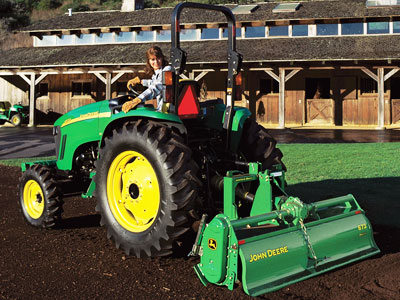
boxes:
[1,165,400,300]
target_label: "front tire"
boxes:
[11,113,22,126]
[18,165,63,228]
[95,120,200,257]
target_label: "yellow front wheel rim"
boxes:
[12,116,19,124]
[107,151,160,233]
[23,180,44,219]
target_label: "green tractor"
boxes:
[18,3,379,296]
[0,100,29,126]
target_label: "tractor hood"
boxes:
[54,101,104,128]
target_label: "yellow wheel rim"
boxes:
[12,116,18,124]
[23,180,44,219]
[107,151,160,233]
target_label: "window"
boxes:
[36,35,56,46]
[245,26,265,38]
[38,82,49,97]
[306,78,331,99]
[156,30,171,41]
[181,29,197,40]
[223,27,242,38]
[367,21,389,34]
[76,34,94,45]
[292,25,308,36]
[269,26,289,37]
[95,33,114,44]
[360,78,388,93]
[260,78,279,94]
[341,22,364,35]
[117,82,128,96]
[136,30,154,42]
[72,82,91,96]
[116,32,134,43]
[201,28,219,39]
[394,21,400,33]
[317,24,338,36]
[56,35,74,45]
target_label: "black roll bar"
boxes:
[170,2,243,149]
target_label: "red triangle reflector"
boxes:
[177,84,200,119]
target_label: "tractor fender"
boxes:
[230,107,251,151]
[99,107,186,148]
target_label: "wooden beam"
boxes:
[183,24,197,29]
[29,74,35,127]
[206,23,219,29]
[101,27,111,33]
[120,26,132,32]
[106,72,112,100]
[180,74,189,80]
[35,73,48,85]
[62,30,71,35]
[361,68,378,82]
[81,28,90,34]
[195,71,209,82]
[140,26,152,31]
[250,21,265,27]
[278,68,285,129]
[19,74,31,85]
[93,72,107,85]
[384,68,399,82]
[285,69,301,82]
[264,70,279,82]
[111,72,126,85]
[377,67,385,129]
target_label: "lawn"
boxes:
[278,143,400,228]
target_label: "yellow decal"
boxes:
[357,224,367,231]
[208,238,217,250]
[61,112,111,128]
[249,246,288,263]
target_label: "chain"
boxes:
[299,219,318,264]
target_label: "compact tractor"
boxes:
[18,3,380,296]
[0,100,28,126]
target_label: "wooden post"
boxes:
[278,68,285,129]
[377,68,384,129]
[29,74,35,127]
[106,72,112,100]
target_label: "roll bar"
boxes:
[170,2,243,147]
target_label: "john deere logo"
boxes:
[208,238,217,250]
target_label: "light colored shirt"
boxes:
[139,65,172,111]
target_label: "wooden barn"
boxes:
[1,0,400,129]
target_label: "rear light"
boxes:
[238,240,246,245]
[235,72,242,86]
[163,71,173,86]
[235,72,243,101]
[163,71,174,103]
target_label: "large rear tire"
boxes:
[18,165,63,228]
[94,120,200,257]
[239,119,285,170]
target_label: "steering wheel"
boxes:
[128,85,140,98]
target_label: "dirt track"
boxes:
[1,165,400,300]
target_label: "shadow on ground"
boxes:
[286,177,400,229]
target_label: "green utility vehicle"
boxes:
[18,3,379,296]
[0,100,28,126]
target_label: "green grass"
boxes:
[279,143,400,184]
[278,143,400,228]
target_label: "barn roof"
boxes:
[21,0,400,33]
[0,35,399,69]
